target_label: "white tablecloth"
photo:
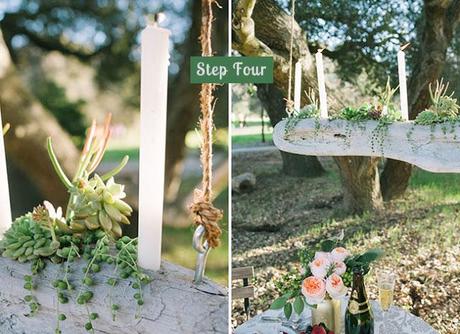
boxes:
[234,300,438,334]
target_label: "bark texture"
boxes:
[0,31,78,209]
[256,84,325,177]
[0,258,228,334]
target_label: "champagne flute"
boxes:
[377,270,397,333]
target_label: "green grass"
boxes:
[409,168,460,201]
[232,133,273,145]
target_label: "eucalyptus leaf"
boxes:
[320,239,336,252]
[284,302,293,319]
[293,296,304,315]
[270,296,287,310]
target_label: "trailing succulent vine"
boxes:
[0,114,151,333]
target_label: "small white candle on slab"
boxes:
[315,49,328,118]
[138,18,170,271]
[398,43,410,121]
[294,61,302,112]
[0,109,11,235]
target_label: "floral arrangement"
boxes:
[0,115,151,334]
[271,236,383,319]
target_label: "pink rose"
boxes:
[309,257,331,278]
[326,273,348,299]
[301,276,326,305]
[333,261,346,276]
[314,251,331,261]
[330,247,350,262]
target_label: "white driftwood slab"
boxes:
[0,257,228,334]
[273,118,460,173]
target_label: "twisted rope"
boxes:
[190,0,222,248]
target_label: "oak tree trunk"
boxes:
[335,156,383,213]
[257,84,325,177]
[0,30,79,210]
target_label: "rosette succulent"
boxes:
[0,214,59,262]
[69,175,132,239]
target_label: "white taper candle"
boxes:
[294,61,302,112]
[398,45,409,121]
[315,50,328,118]
[0,109,11,236]
[138,22,170,270]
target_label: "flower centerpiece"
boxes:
[271,235,383,332]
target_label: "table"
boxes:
[234,300,438,334]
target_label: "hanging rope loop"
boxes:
[190,0,223,249]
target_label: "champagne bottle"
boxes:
[345,268,374,334]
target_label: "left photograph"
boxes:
[0,0,228,333]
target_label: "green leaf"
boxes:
[270,296,287,310]
[284,302,293,319]
[293,296,304,315]
[320,239,336,252]
[356,248,384,264]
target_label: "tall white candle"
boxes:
[138,21,170,271]
[398,44,409,121]
[315,50,328,118]
[0,109,11,236]
[294,61,302,112]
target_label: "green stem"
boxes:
[101,156,129,181]
[47,138,73,190]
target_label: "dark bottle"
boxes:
[345,268,374,334]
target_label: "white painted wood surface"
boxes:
[0,258,228,334]
[273,118,460,173]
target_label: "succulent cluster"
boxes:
[69,176,132,239]
[0,215,59,262]
[415,80,460,125]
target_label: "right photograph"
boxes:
[231,1,459,334]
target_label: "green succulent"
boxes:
[0,214,60,262]
[69,175,132,239]
[338,105,371,121]
[422,79,460,121]
[414,110,440,125]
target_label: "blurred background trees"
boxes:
[0,0,228,283]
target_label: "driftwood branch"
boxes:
[274,119,460,173]
[0,257,228,333]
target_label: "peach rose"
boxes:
[330,247,350,262]
[333,261,346,276]
[314,251,331,261]
[301,276,326,305]
[309,257,331,278]
[326,273,348,299]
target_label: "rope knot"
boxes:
[190,192,223,249]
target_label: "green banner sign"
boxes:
[190,56,273,84]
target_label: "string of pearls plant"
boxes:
[0,114,151,334]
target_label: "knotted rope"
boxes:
[286,0,296,116]
[190,0,223,249]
